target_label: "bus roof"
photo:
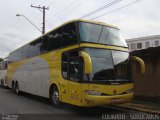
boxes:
[9,19,119,54]
[46,19,119,36]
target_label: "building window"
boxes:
[137,43,142,49]
[155,41,159,47]
[131,43,136,50]
[145,42,150,48]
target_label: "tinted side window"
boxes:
[48,28,62,51]
[28,41,38,58]
[62,50,81,82]
[22,45,29,59]
[37,36,49,55]
[62,22,78,47]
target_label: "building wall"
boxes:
[131,47,160,100]
[126,35,160,51]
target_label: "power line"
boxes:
[46,0,106,28]
[47,0,121,32]
[91,0,142,20]
[47,0,110,29]
[46,0,82,22]
[46,0,90,26]
[80,0,123,19]
[55,0,109,22]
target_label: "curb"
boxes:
[115,104,160,115]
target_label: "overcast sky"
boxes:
[0,0,160,58]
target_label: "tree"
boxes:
[0,58,4,62]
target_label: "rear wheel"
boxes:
[1,79,4,87]
[50,85,60,107]
[0,79,3,86]
[14,82,20,95]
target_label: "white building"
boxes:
[126,35,160,51]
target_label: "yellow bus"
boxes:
[7,19,145,107]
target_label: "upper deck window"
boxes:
[37,36,49,55]
[78,22,127,47]
[62,22,78,47]
[48,28,63,51]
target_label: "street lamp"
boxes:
[16,14,42,34]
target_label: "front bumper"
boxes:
[82,93,134,107]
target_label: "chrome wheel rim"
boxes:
[15,85,19,94]
[52,90,59,105]
[16,87,19,94]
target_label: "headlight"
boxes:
[84,90,102,96]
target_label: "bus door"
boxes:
[67,57,82,105]
[61,51,83,105]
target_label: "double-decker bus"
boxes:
[7,19,145,107]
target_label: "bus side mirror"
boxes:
[80,51,92,74]
[132,56,145,74]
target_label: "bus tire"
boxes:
[0,79,2,86]
[14,82,20,95]
[1,79,4,87]
[12,81,15,90]
[50,85,61,107]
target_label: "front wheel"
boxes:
[50,86,61,107]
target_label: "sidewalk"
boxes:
[116,100,160,114]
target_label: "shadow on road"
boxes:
[0,86,135,120]
[17,91,127,115]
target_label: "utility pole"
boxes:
[31,4,49,34]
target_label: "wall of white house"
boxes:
[126,35,160,51]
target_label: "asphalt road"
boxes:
[0,87,150,120]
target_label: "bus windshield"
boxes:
[78,22,127,47]
[83,48,131,82]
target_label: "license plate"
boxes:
[111,98,120,103]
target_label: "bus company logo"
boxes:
[113,90,117,95]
